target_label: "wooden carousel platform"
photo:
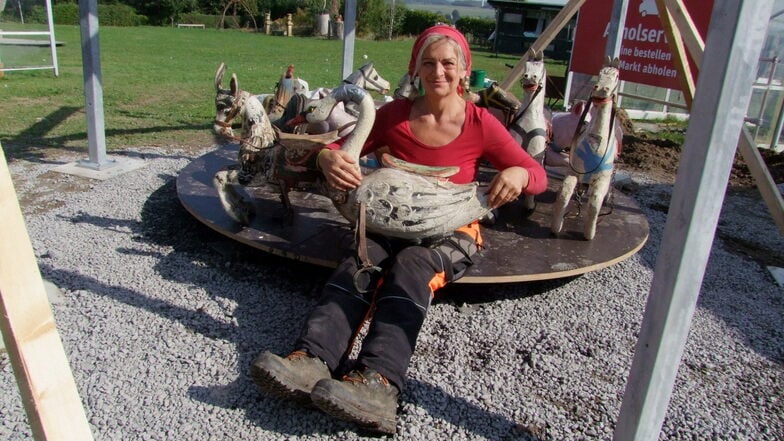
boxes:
[176,146,649,283]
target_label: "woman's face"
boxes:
[418,38,465,98]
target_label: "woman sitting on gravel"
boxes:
[249,24,547,435]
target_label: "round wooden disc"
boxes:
[176,146,649,283]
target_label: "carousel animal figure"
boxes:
[550,57,621,240]
[467,81,521,126]
[548,99,624,171]
[213,62,390,139]
[213,63,251,137]
[263,64,310,121]
[212,90,340,225]
[278,61,392,134]
[547,100,588,170]
[217,83,495,241]
[506,48,551,211]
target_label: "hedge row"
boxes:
[5,3,495,41]
[10,4,147,26]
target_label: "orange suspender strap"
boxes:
[428,272,448,295]
[455,220,484,248]
[427,221,484,295]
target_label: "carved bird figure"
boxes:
[307,84,493,241]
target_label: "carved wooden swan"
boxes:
[310,84,493,241]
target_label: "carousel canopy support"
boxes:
[613,0,775,439]
[54,0,145,180]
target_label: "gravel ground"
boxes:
[1,147,782,440]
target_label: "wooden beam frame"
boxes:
[655,0,784,234]
[655,0,695,107]
[614,1,777,439]
[0,144,94,441]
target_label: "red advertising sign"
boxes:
[570,0,714,90]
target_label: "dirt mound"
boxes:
[618,129,784,187]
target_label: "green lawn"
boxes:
[0,24,564,160]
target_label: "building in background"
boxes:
[486,0,574,59]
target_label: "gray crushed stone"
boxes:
[1,147,782,440]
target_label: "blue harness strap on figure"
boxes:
[575,137,616,182]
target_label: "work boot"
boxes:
[250,350,331,406]
[310,367,399,434]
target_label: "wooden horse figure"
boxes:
[213,63,251,138]
[213,74,339,225]
[213,62,390,139]
[507,48,551,211]
[550,57,620,240]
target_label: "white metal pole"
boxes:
[613,1,774,440]
[45,0,59,77]
[341,0,357,81]
[78,0,111,169]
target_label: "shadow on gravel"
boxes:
[436,276,581,307]
[2,106,212,162]
[618,180,784,365]
[403,378,549,440]
[135,177,559,438]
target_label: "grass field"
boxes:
[0,24,565,159]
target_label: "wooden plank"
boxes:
[499,0,586,90]
[662,0,704,67]
[0,146,94,441]
[738,127,784,234]
[655,0,695,107]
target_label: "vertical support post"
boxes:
[341,0,357,80]
[78,0,112,169]
[45,0,59,77]
[603,0,629,60]
[612,1,774,440]
[770,84,784,151]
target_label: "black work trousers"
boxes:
[295,231,478,392]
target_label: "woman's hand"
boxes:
[486,166,528,208]
[318,149,363,191]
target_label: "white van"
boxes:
[639,0,658,16]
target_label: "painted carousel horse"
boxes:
[548,100,623,171]
[213,63,249,137]
[550,57,620,240]
[218,83,494,241]
[506,49,552,211]
[468,82,521,127]
[213,90,340,225]
[213,62,390,139]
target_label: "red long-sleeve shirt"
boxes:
[329,99,547,194]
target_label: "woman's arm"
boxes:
[478,109,547,197]
[317,148,362,191]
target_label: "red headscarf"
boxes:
[407,24,472,79]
